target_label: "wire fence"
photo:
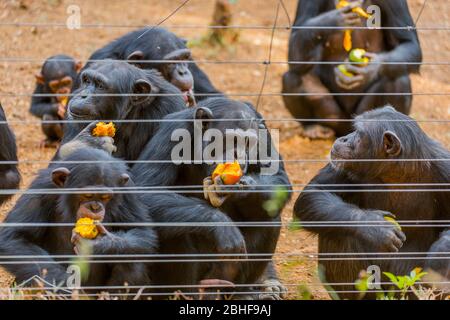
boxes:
[0,0,449,299]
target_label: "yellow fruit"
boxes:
[338,64,354,77]
[60,96,69,107]
[349,48,370,66]
[384,216,402,230]
[212,161,243,185]
[75,217,99,239]
[343,30,352,52]
[92,122,116,137]
[336,1,371,19]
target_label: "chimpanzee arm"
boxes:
[0,105,20,204]
[375,0,422,77]
[30,85,58,118]
[289,0,333,74]
[294,164,370,237]
[92,227,157,255]
[426,229,450,279]
[0,191,69,285]
[144,193,246,254]
[189,63,223,101]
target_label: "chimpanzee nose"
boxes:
[178,68,187,76]
[89,202,101,212]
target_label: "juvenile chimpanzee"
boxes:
[60,60,186,162]
[0,103,20,206]
[133,98,291,299]
[0,147,157,292]
[282,0,422,139]
[294,106,450,299]
[31,55,82,147]
[78,27,222,105]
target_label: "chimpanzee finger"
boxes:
[345,17,363,26]
[96,223,108,235]
[394,228,407,242]
[336,77,361,90]
[73,246,79,255]
[346,64,367,75]
[391,233,404,250]
[71,229,80,244]
[80,121,101,136]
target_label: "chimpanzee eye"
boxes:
[101,194,112,201]
[84,194,93,199]
[82,74,90,85]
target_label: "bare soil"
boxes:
[0,0,448,299]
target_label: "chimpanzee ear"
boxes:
[194,107,213,131]
[51,167,71,188]
[127,50,145,65]
[195,107,213,120]
[383,131,402,156]
[132,79,158,105]
[119,173,130,186]
[35,73,45,85]
[74,61,83,73]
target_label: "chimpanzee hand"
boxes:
[334,64,364,90]
[57,103,67,119]
[344,52,383,87]
[59,121,117,158]
[356,210,406,252]
[203,175,257,207]
[318,1,363,28]
[71,222,114,255]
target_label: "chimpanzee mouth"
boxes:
[182,89,195,107]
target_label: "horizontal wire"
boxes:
[3,281,449,292]
[0,183,447,190]
[1,256,449,264]
[2,58,449,65]
[2,251,450,259]
[3,93,449,98]
[2,118,449,124]
[1,160,450,166]
[0,188,448,195]
[0,22,449,30]
[1,222,449,228]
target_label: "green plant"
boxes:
[382,267,428,299]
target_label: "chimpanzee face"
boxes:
[330,122,403,177]
[68,62,155,120]
[193,101,261,175]
[51,164,130,222]
[36,59,82,102]
[127,48,194,105]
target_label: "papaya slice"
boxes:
[75,217,99,239]
[212,161,243,185]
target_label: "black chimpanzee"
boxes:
[60,60,186,162]
[133,98,291,299]
[282,0,422,139]
[78,27,222,105]
[0,146,157,292]
[294,106,450,299]
[31,55,82,147]
[0,103,20,207]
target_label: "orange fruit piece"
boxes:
[343,30,352,52]
[75,217,99,239]
[212,161,243,185]
[60,96,69,107]
[92,122,116,137]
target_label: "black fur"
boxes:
[133,98,291,297]
[294,106,450,299]
[0,103,20,206]
[0,147,157,290]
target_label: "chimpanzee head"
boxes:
[36,54,82,102]
[50,148,131,222]
[124,28,194,104]
[175,98,267,177]
[330,106,431,180]
[68,60,166,121]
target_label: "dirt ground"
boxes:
[0,0,448,299]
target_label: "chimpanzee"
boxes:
[0,103,20,206]
[282,0,422,139]
[60,60,186,162]
[0,146,157,293]
[133,98,291,299]
[31,55,82,147]
[294,106,450,299]
[77,27,222,105]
